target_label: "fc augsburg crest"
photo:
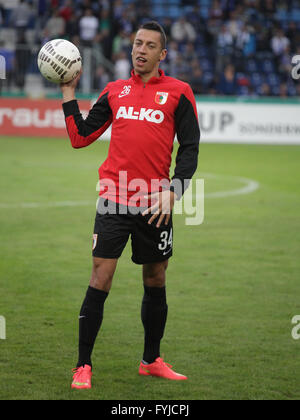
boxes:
[155,92,168,105]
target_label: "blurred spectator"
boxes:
[255,24,271,52]
[65,10,79,39]
[206,18,221,42]
[98,9,111,59]
[190,66,203,94]
[14,33,31,89]
[169,55,189,79]
[99,8,111,34]
[114,50,131,80]
[2,0,300,98]
[220,0,237,20]
[167,40,179,63]
[261,0,276,18]
[227,9,243,39]
[78,0,99,16]
[123,3,136,24]
[236,24,256,57]
[0,47,14,88]
[235,23,256,71]
[217,64,238,95]
[50,0,60,8]
[37,0,48,17]
[216,24,234,74]
[217,24,234,51]
[112,30,132,60]
[271,29,290,66]
[171,16,196,43]
[94,64,110,91]
[279,45,293,80]
[279,82,288,98]
[79,8,99,46]
[10,0,33,41]
[161,18,173,41]
[209,0,224,22]
[182,42,198,63]
[113,0,125,21]
[185,4,202,33]
[286,22,300,53]
[117,9,135,35]
[59,0,73,22]
[0,0,19,27]
[44,8,66,40]
[260,83,273,97]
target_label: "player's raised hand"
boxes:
[60,68,83,102]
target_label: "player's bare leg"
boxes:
[143,260,168,288]
[90,257,118,292]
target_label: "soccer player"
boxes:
[60,21,200,389]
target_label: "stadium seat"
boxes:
[290,9,300,22]
[237,85,250,96]
[275,9,288,22]
[266,73,280,87]
[247,59,258,72]
[152,6,165,18]
[271,85,280,95]
[287,83,297,96]
[202,71,213,85]
[0,49,14,71]
[200,58,213,71]
[198,0,211,5]
[0,28,17,48]
[261,59,275,73]
[250,72,265,87]
[200,6,209,19]
[196,45,208,58]
[168,6,181,19]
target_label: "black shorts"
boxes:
[92,198,173,264]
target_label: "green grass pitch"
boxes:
[0,136,300,400]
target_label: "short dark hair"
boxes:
[138,21,167,50]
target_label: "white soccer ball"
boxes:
[37,39,82,84]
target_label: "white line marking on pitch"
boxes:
[0,174,259,209]
[0,200,94,209]
[199,173,260,198]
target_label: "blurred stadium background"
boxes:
[1,0,300,401]
[0,0,300,97]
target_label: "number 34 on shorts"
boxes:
[158,228,173,256]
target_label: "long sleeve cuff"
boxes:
[170,178,191,200]
[62,100,79,117]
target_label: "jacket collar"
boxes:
[130,68,165,85]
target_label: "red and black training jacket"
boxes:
[62,69,200,205]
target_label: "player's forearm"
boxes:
[62,90,112,149]
[171,141,199,198]
[60,68,82,102]
[61,87,76,103]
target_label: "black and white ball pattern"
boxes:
[37,39,82,84]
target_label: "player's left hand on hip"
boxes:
[142,190,177,228]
